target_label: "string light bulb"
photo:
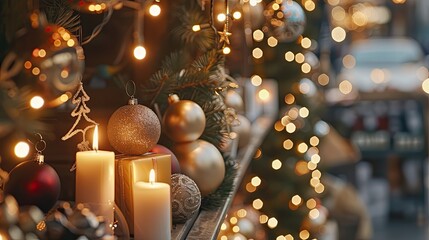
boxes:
[149,4,161,16]
[30,96,45,109]
[133,45,147,60]
[14,141,30,158]
[222,46,231,55]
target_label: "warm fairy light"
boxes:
[253,30,264,42]
[60,93,71,103]
[392,0,406,4]
[259,215,269,224]
[54,39,61,47]
[61,70,69,79]
[295,161,310,175]
[332,6,346,21]
[285,234,294,240]
[327,0,340,5]
[301,63,311,73]
[304,0,315,11]
[307,146,319,156]
[272,159,282,170]
[253,199,263,210]
[310,136,319,146]
[295,53,305,63]
[221,223,227,230]
[331,27,346,42]
[14,141,30,158]
[288,108,299,119]
[258,89,270,101]
[306,198,317,209]
[277,236,286,240]
[285,51,294,62]
[275,121,285,131]
[299,230,310,240]
[133,45,147,60]
[32,48,39,57]
[38,49,46,57]
[230,217,238,224]
[299,107,309,118]
[233,11,242,19]
[291,195,302,206]
[67,39,75,47]
[237,209,247,218]
[254,148,262,159]
[343,54,356,69]
[285,93,295,104]
[222,46,231,55]
[317,73,329,86]
[309,208,320,219]
[252,48,263,59]
[24,61,32,69]
[251,176,262,187]
[422,78,429,94]
[32,67,41,75]
[314,183,325,193]
[267,36,278,47]
[371,68,385,84]
[267,217,278,229]
[251,75,263,86]
[310,177,320,187]
[217,13,226,22]
[232,226,240,233]
[281,116,290,126]
[301,37,311,49]
[297,142,308,153]
[246,183,256,192]
[310,154,320,164]
[352,11,367,27]
[93,125,99,151]
[192,25,201,32]
[307,161,317,171]
[339,80,353,94]
[30,96,45,109]
[220,236,227,240]
[285,123,296,133]
[149,4,161,16]
[38,74,46,81]
[272,3,280,10]
[283,139,293,150]
[312,170,321,179]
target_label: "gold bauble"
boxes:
[172,140,225,196]
[107,101,161,155]
[225,90,244,112]
[232,115,251,148]
[163,95,206,143]
[171,173,201,223]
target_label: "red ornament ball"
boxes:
[149,144,181,174]
[4,161,61,213]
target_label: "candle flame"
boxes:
[149,169,155,184]
[93,125,99,151]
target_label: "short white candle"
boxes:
[76,125,115,225]
[133,169,171,240]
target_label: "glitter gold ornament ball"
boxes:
[163,94,206,143]
[172,140,225,196]
[107,99,161,155]
[171,173,201,223]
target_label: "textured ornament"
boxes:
[225,90,244,112]
[264,0,306,42]
[4,160,61,213]
[149,144,181,174]
[67,0,119,13]
[163,94,206,143]
[172,140,225,196]
[171,174,201,223]
[10,11,84,99]
[232,114,251,148]
[107,98,161,155]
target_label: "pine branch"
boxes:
[42,0,80,33]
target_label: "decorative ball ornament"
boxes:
[107,98,161,155]
[171,174,201,223]
[149,144,181,174]
[264,0,306,42]
[11,11,84,99]
[232,115,251,148]
[67,0,119,13]
[172,140,225,196]
[4,157,61,213]
[224,90,244,112]
[163,94,206,143]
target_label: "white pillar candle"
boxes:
[76,125,115,225]
[133,169,171,240]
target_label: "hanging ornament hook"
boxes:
[33,133,46,164]
[126,80,138,105]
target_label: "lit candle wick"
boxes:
[93,124,99,152]
[149,169,155,185]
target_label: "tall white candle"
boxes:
[76,125,115,224]
[133,169,171,240]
